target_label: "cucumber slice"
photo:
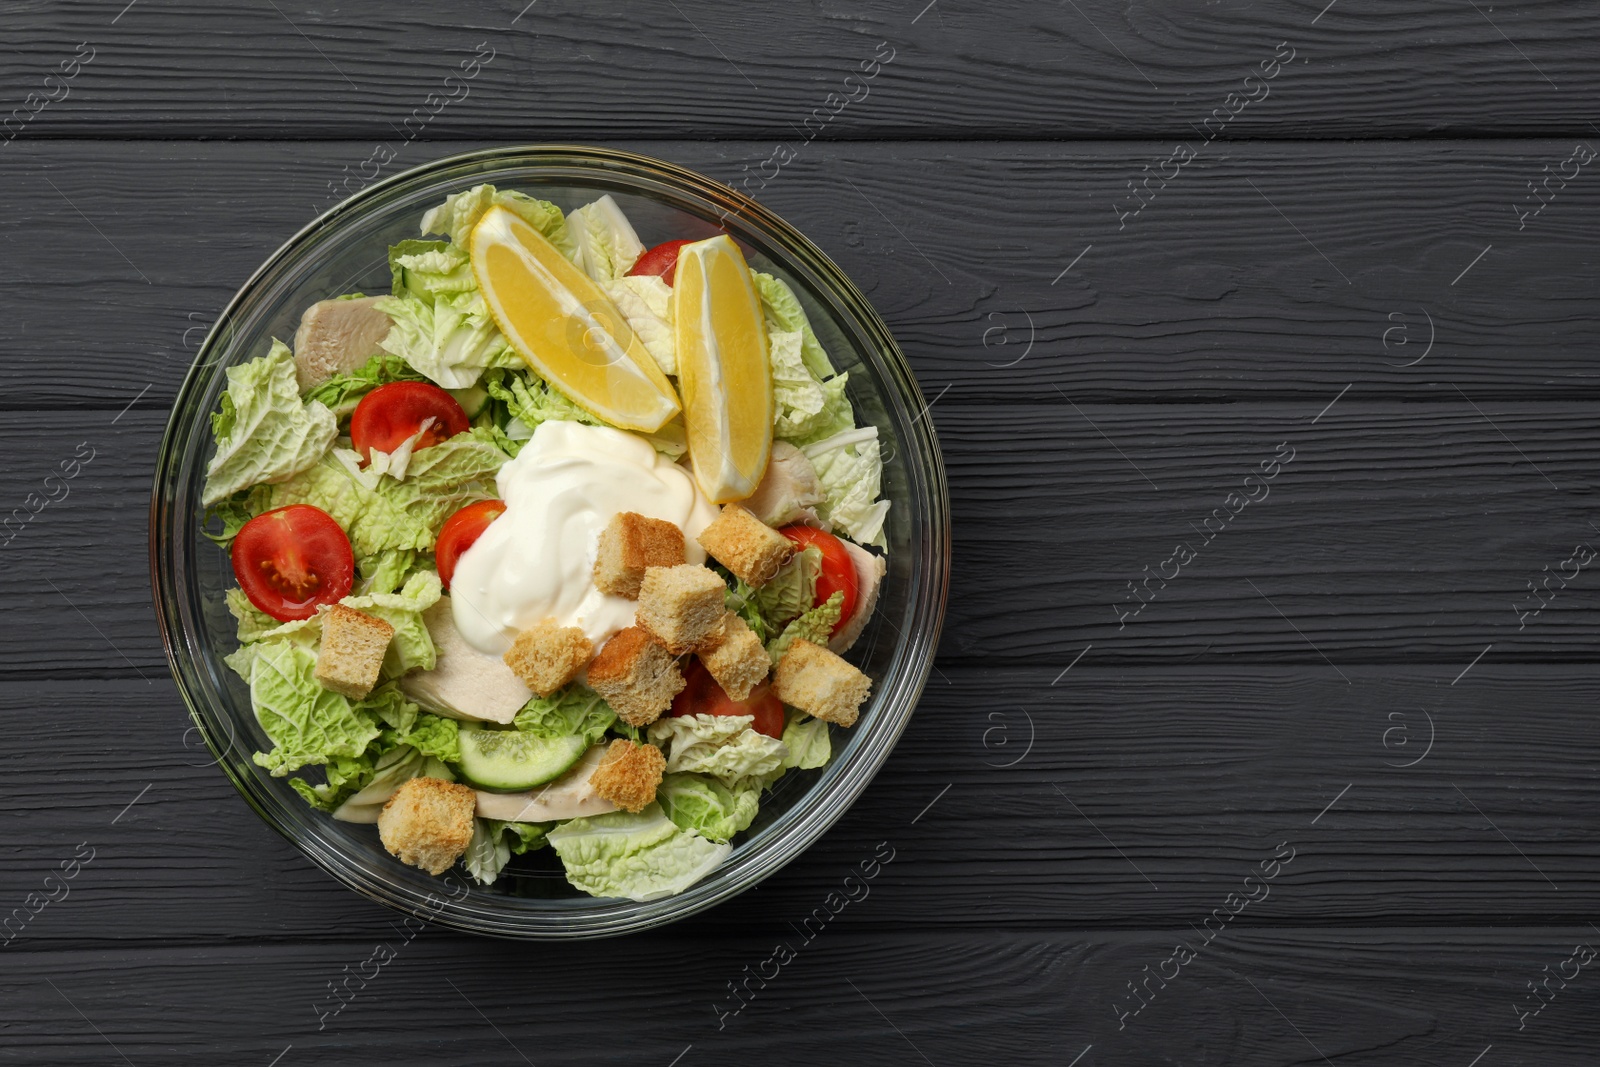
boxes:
[456,728,588,792]
[448,385,490,418]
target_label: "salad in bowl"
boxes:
[199,180,891,901]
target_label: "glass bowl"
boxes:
[150,145,950,938]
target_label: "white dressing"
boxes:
[451,420,718,654]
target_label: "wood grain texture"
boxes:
[8,398,1599,674]
[0,0,1595,138]
[2,139,1597,410]
[0,930,1595,1065]
[3,2,1598,1061]
[1,668,1595,946]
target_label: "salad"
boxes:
[202,184,890,901]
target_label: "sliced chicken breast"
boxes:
[744,440,824,527]
[399,599,531,725]
[829,537,886,655]
[293,296,394,392]
[473,745,619,822]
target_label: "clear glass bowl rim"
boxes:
[149,143,950,939]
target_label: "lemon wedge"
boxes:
[672,235,773,503]
[470,205,681,432]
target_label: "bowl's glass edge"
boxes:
[150,144,952,939]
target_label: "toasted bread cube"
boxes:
[635,564,728,654]
[503,619,593,697]
[773,639,871,727]
[314,605,395,699]
[377,777,476,875]
[695,504,793,588]
[587,625,685,726]
[696,613,770,701]
[594,511,686,598]
[588,739,667,813]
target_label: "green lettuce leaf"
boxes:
[360,548,421,596]
[601,274,675,376]
[226,587,284,643]
[360,683,418,732]
[246,640,383,777]
[482,369,684,460]
[766,590,844,665]
[753,272,835,379]
[497,820,550,854]
[203,341,338,505]
[780,711,831,770]
[657,772,761,842]
[387,711,460,764]
[568,195,644,282]
[293,742,455,817]
[484,368,603,435]
[769,329,829,440]
[374,288,520,390]
[752,544,819,628]
[462,817,553,886]
[784,372,856,447]
[222,613,321,680]
[388,239,477,299]
[548,803,730,901]
[420,183,574,260]
[647,713,789,789]
[463,818,509,884]
[302,352,429,420]
[202,491,257,549]
[514,685,617,747]
[722,573,770,644]
[290,749,382,811]
[802,426,890,549]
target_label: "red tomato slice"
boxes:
[231,505,355,622]
[349,381,469,464]
[670,659,785,738]
[435,499,505,591]
[627,239,695,285]
[778,526,860,636]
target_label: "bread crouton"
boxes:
[377,777,476,875]
[696,613,769,701]
[503,619,593,697]
[695,504,793,588]
[586,625,685,726]
[772,639,871,727]
[314,605,395,699]
[594,512,686,598]
[635,564,727,653]
[588,739,666,813]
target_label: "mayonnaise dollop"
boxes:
[451,420,718,655]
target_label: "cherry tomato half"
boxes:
[670,659,785,738]
[627,239,695,286]
[435,499,506,591]
[349,381,469,464]
[231,504,355,622]
[778,526,860,637]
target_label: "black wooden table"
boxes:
[4,3,1598,1064]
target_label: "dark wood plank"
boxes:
[3,666,1596,947]
[3,139,1597,411]
[940,398,1600,663]
[10,397,1600,674]
[5,5,1598,1057]
[0,929,1593,1065]
[2,1,1595,138]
